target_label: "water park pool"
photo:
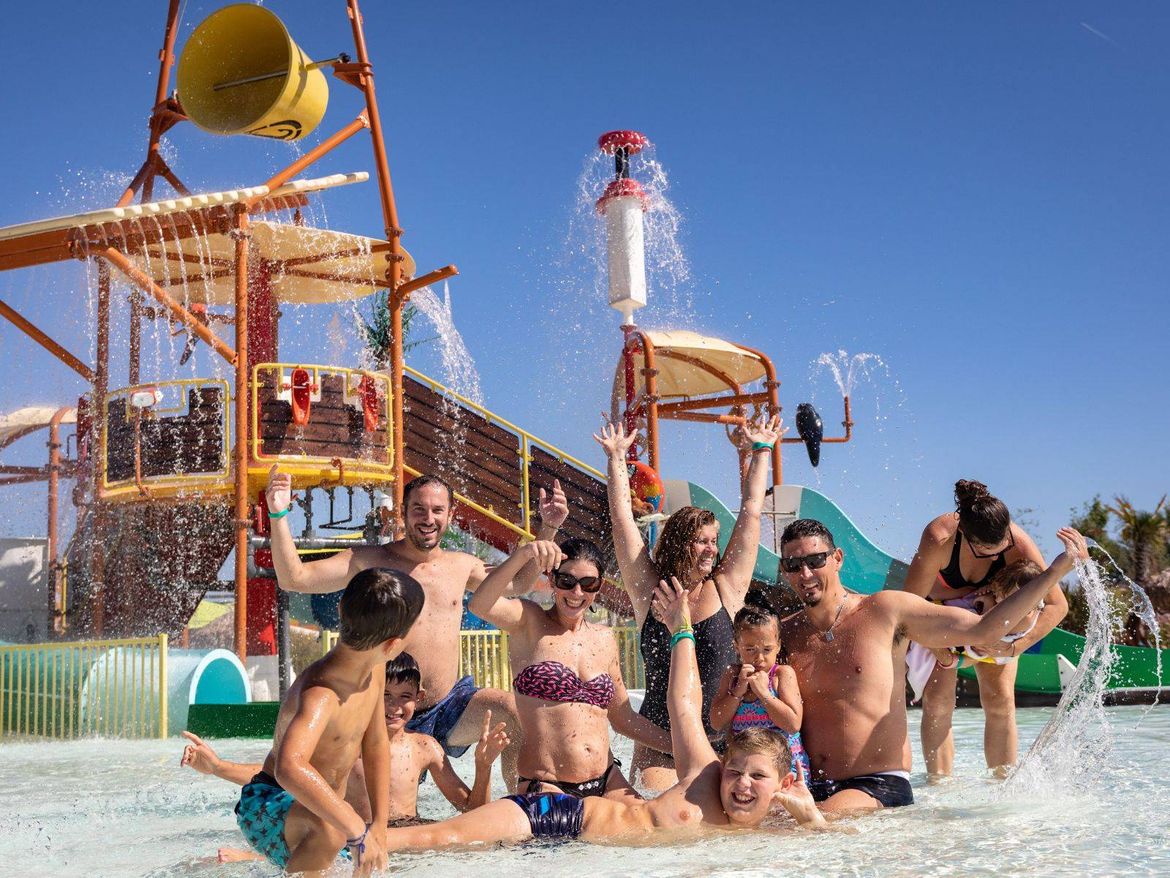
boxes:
[3,705,1167,877]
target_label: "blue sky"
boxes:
[0,1,1167,563]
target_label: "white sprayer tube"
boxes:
[605,195,648,325]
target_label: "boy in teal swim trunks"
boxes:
[233,567,424,875]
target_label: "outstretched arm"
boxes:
[179,731,260,786]
[657,577,719,779]
[467,541,563,631]
[594,423,661,625]
[716,415,783,616]
[899,528,1088,650]
[970,525,1066,655]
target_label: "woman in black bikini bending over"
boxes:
[468,537,671,800]
[595,415,782,791]
[903,479,1067,778]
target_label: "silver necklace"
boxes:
[811,596,848,642]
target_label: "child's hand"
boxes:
[475,709,510,768]
[746,669,772,701]
[353,825,388,877]
[774,763,826,829]
[538,479,569,530]
[179,730,221,775]
[731,664,755,698]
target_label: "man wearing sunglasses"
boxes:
[777,517,1087,814]
[266,465,570,791]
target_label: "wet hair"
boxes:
[338,568,425,650]
[385,652,422,691]
[558,538,605,577]
[954,479,1011,546]
[779,518,836,552]
[722,727,792,777]
[653,506,719,582]
[732,605,780,638]
[403,474,453,508]
[986,559,1044,602]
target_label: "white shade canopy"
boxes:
[613,329,768,401]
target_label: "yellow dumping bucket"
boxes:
[177,4,328,141]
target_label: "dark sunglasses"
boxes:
[553,571,602,593]
[960,528,1014,559]
[779,551,832,574]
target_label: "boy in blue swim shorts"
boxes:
[234,567,424,874]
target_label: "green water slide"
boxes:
[671,481,1166,696]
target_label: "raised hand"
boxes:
[593,422,637,460]
[774,762,826,828]
[265,464,293,516]
[179,730,221,776]
[474,708,511,768]
[739,413,785,450]
[525,539,565,574]
[652,576,691,632]
[538,478,569,530]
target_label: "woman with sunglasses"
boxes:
[595,415,783,791]
[468,537,672,800]
[903,479,1067,778]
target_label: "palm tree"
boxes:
[360,291,434,368]
[1105,495,1168,585]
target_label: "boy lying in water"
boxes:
[380,576,826,855]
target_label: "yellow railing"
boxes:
[250,362,393,469]
[101,378,231,497]
[404,365,606,543]
[320,627,644,690]
[0,635,168,739]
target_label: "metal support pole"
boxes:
[0,299,95,381]
[232,207,251,663]
[277,588,292,698]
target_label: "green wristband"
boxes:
[751,441,774,453]
[268,506,291,520]
[670,630,696,650]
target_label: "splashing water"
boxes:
[814,350,887,397]
[1007,547,1163,794]
[410,282,483,406]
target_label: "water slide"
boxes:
[666,480,1166,697]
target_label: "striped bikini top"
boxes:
[730,664,781,733]
[513,660,615,710]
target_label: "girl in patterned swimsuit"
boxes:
[468,535,672,800]
[710,606,811,778]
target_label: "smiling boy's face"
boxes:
[383,679,422,732]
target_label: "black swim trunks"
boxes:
[517,759,621,799]
[808,772,914,808]
[503,793,585,840]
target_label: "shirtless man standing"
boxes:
[266,466,569,788]
[778,518,1087,813]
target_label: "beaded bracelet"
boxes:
[751,441,774,453]
[268,506,291,520]
[670,630,696,650]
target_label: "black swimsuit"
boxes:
[939,531,1007,592]
[638,603,735,740]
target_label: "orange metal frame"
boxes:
[0,0,454,658]
[618,329,853,490]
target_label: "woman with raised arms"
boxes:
[385,576,825,853]
[595,415,783,790]
[468,536,671,800]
